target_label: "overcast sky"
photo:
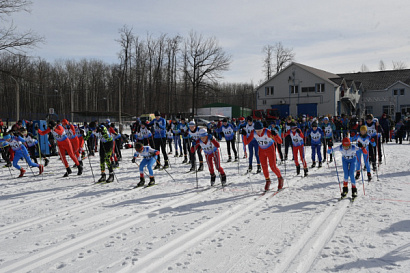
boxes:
[10,0,410,84]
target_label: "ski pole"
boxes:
[84,142,96,183]
[155,159,175,182]
[332,150,341,193]
[357,153,365,195]
[1,147,13,178]
[237,132,240,174]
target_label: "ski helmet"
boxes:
[254,121,263,130]
[342,137,351,148]
[198,128,208,137]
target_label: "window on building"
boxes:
[301,87,315,93]
[289,85,299,94]
[262,100,267,105]
[316,83,325,93]
[265,86,274,96]
[365,106,373,115]
[401,105,410,115]
[393,89,405,96]
[382,105,394,116]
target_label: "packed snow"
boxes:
[0,135,409,273]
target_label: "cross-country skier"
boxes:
[236,117,247,159]
[284,123,308,176]
[329,137,367,199]
[132,142,160,187]
[148,111,169,169]
[239,116,261,173]
[170,118,183,157]
[321,117,335,163]
[365,114,383,170]
[243,121,284,192]
[179,118,191,164]
[38,120,83,177]
[188,120,204,172]
[268,121,284,163]
[306,121,324,168]
[85,122,115,183]
[2,132,43,177]
[61,119,82,168]
[191,128,226,186]
[217,118,238,162]
[21,128,49,166]
[351,125,375,181]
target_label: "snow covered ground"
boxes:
[0,136,409,273]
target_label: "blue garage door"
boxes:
[297,103,317,117]
[270,104,290,118]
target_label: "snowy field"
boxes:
[0,136,409,273]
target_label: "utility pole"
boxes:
[10,76,19,121]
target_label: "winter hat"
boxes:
[254,121,263,130]
[2,133,11,140]
[290,122,297,129]
[323,117,329,121]
[360,125,367,133]
[48,120,56,128]
[222,118,228,123]
[312,121,318,127]
[246,116,253,122]
[188,120,196,127]
[154,111,161,117]
[198,128,208,137]
[366,114,373,120]
[62,119,69,125]
[135,142,143,152]
[239,117,245,121]
[342,137,351,147]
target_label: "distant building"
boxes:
[256,62,410,119]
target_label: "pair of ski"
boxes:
[339,195,356,203]
[129,183,156,190]
[199,182,231,192]
[259,187,286,198]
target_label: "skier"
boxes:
[217,118,238,162]
[148,111,169,169]
[243,121,284,192]
[321,117,335,163]
[284,123,308,176]
[239,116,261,173]
[306,121,324,168]
[188,120,204,172]
[351,125,374,181]
[179,118,191,164]
[132,142,160,187]
[268,121,284,163]
[62,119,82,168]
[166,126,173,154]
[38,120,83,177]
[191,128,226,186]
[283,116,294,160]
[365,114,383,169]
[85,122,115,183]
[108,123,120,168]
[329,137,367,199]
[2,132,43,177]
[236,117,247,159]
[170,118,183,157]
[21,128,49,166]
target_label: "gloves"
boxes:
[271,129,277,136]
[296,128,301,134]
[358,142,363,148]
[190,147,195,153]
[322,126,325,130]
[131,158,136,163]
[241,129,247,135]
[34,124,39,130]
[155,151,160,156]
[42,125,46,129]
[371,137,375,143]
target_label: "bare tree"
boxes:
[183,31,231,117]
[379,60,386,71]
[392,61,407,70]
[0,0,44,53]
[262,44,274,80]
[360,63,369,72]
[270,42,295,74]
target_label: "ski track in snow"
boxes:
[0,137,409,273]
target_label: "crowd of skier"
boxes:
[0,112,409,199]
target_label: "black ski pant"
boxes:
[190,141,203,167]
[182,138,190,156]
[226,138,237,158]
[275,143,284,160]
[154,137,168,165]
[369,137,382,162]
[284,135,293,158]
[323,138,333,161]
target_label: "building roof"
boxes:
[335,69,410,91]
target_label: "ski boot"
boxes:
[311,162,316,168]
[246,165,252,174]
[355,170,360,180]
[163,160,169,169]
[264,178,271,192]
[318,161,322,168]
[329,154,333,163]
[341,185,348,199]
[174,152,178,157]
[210,173,216,186]
[39,165,44,175]
[367,172,372,182]
[63,167,72,177]
[256,164,261,173]
[182,156,188,164]
[18,168,26,178]
[227,156,232,163]
[189,165,196,172]
[221,173,227,186]
[278,177,284,190]
[352,187,358,199]
[44,158,49,167]
[304,168,308,177]
[106,172,115,183]
[372,162,377,171]
[97,173,106,183]
[137,177,145,187]
[154,164,161,170]
[77,164,83,175]
[72,163,77,168]
[5,161,12,168]
[179,153,183,157]
[148,176,155,186]
[198,162,204,171]
[296,165,301,175]
[234,156,239,162]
